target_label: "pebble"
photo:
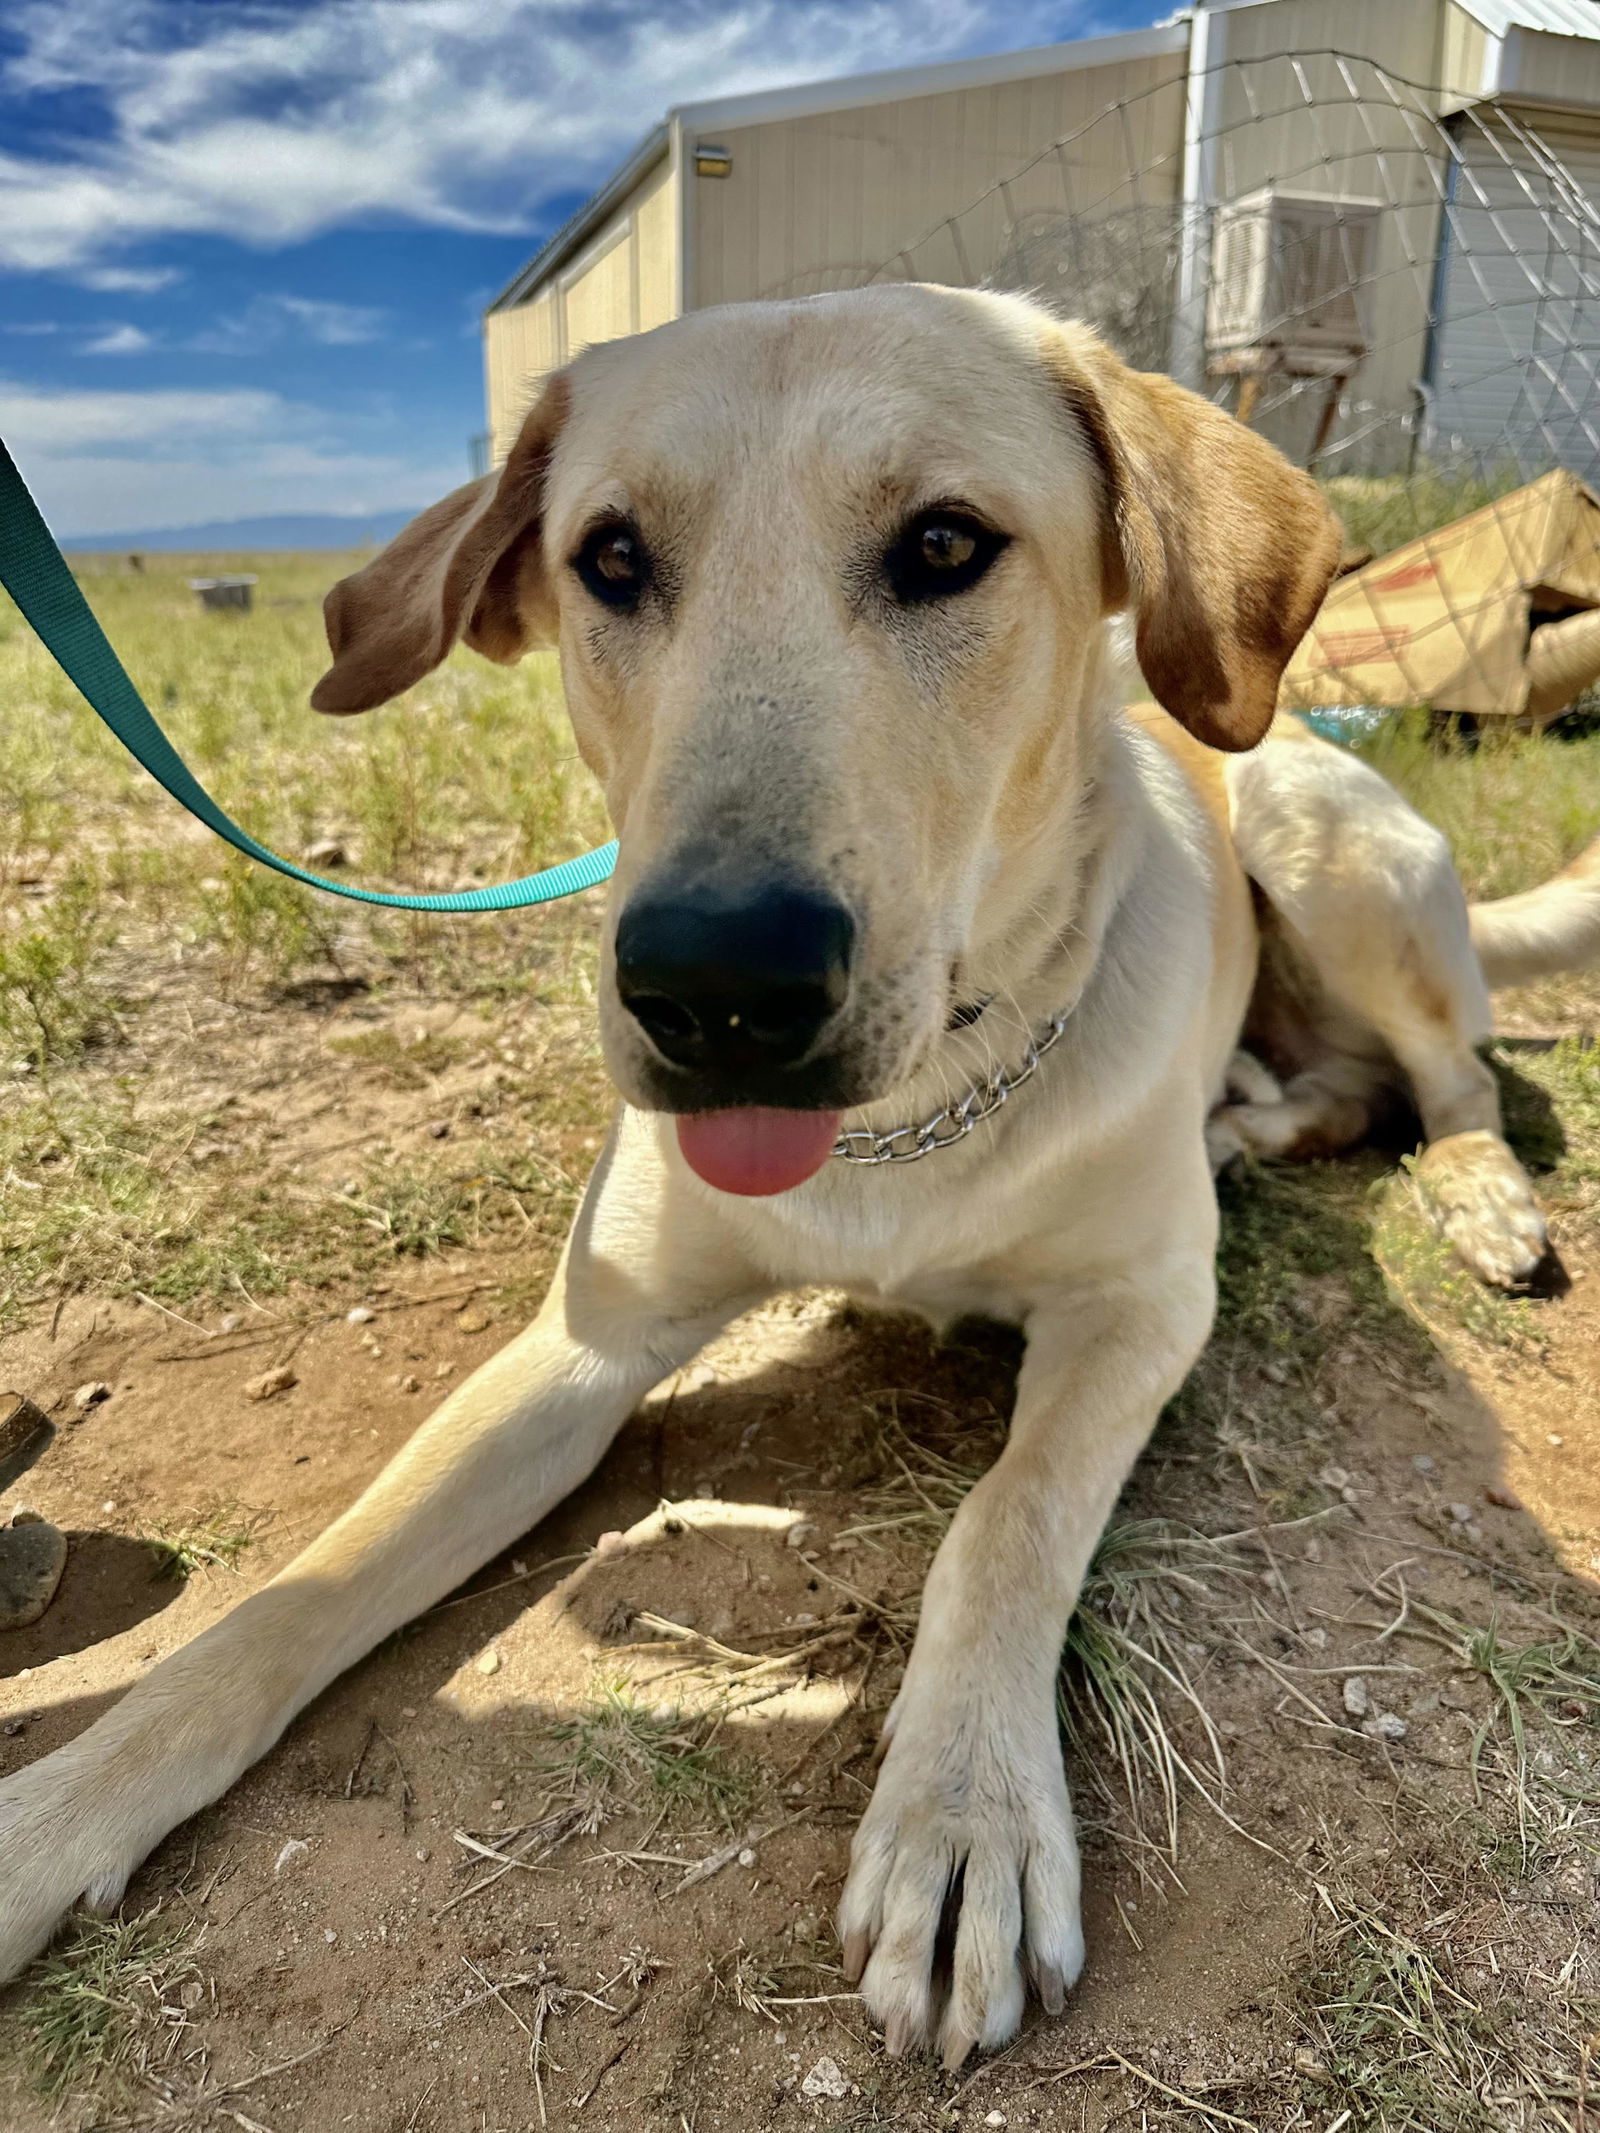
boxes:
[1549,1434,1565,1448]
[427,1120,451,1139]
[415,1847,430,1862]
[786,1520,818,1552]
[456,1307,490,1335]
[476,1648,501,1676]
[323,1927,338,1944]
[274,1838,310,1874]
[73,1381,111,1414]
[245,1365,297,1402]
[800,2057,849,2100]
[346,1306,376,1325]
[985,2115,1009,2128]
[304,838,347,866]
[1342,1676,1370,1719]
[738,1847,756,1868]
[1449,1502,1474,1525]
[1484,1485,1521,1510]
[219,1312,242,1334]
[1367,1711,1408,1741]
[398,1374,421,1394]
[1412,1454,1436,1475]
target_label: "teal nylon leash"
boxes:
[0,438,616,912]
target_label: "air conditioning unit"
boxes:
[1206,188,1381,370]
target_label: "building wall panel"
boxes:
[689,51,1188,309]
[485,288,558,462]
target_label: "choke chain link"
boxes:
[830,1005,1072,1166]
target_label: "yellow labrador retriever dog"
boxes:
[4,285,1598,2065]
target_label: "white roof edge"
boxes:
[670,21,1190,137]
[1205,0,1598,34]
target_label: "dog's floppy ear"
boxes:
[311,374,570,715]
[1044,324,1341,751]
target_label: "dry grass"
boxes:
[7,1912,201,2104]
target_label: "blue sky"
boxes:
[0,0,1163,537]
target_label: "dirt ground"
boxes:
[3,928,1600,2133]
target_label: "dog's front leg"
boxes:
[0,1147,761,1978]
[839,1255,1216,2067]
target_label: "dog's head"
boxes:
[312,286,1339,1192]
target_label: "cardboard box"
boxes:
[1282,469,1600,722]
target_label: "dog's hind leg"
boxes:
[1226,731,1550,1288]
[0,1135,762,1978]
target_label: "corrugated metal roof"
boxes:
[1452,0,1600,39]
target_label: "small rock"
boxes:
[1484,1485,1521,1510]
[415,1847,430,1862]
[435,1361,453,1379]
[0,1520,68,1629]
[427,1120,450,1140]
[401,1705,418,1719]
[179,1978,205,2009]
[73,1381,111,1414]
[1293,2045,1328,2078]
[1548,1433,1565,1448]
[323,1927,338,1944]
[1412,1454,1436,1475]
[1342,1676,1370,1719]
[346,1306,376,1325]
[10,1506,43,1527]
[786,1520,818,1552]
[800,2057,849,2100]
[490,1798,506,1813]
[304,837,347,867]
[1318,1463,1350,1490]
[245,1365,297,1402]
[274,1838,310,1874]
[476,1648,501,1676]
[510,1558,526,1576]
[398,1373,421,1394]
[1448,1502,1474,1525]
[985,2115,1008,2128]
[456,1307,490,1335]
[1303,1626,1328,1649]
[738,1847,756,1868]
[1369,1711,1407,1741]
[219,1312,242,1334]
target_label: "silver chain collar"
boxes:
[831,1004,1073,1166]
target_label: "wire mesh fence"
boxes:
[766,48,1600,730]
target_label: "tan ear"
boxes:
[1045,325,1342,751]
[311,374,570,715]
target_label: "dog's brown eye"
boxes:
[885,508,1008,605]
[574,520,649,610]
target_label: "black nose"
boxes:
[615,878,854,1073]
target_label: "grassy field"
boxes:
[4,551,1600,2129]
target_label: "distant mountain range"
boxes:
[61,509,422,553]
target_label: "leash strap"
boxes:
[0,438,616,911]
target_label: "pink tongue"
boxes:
[676,1108,842,1196]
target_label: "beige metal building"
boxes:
[484,0,1600,476]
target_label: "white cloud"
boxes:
[76,264,184,292]
[0,379,284,451]
[189,292,386,353]
[0,0,1078,271]
[0,375,460,534]
[83,321,155,353]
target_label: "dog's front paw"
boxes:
[0,1750,146,1979]
[837,1695,1083,2068]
